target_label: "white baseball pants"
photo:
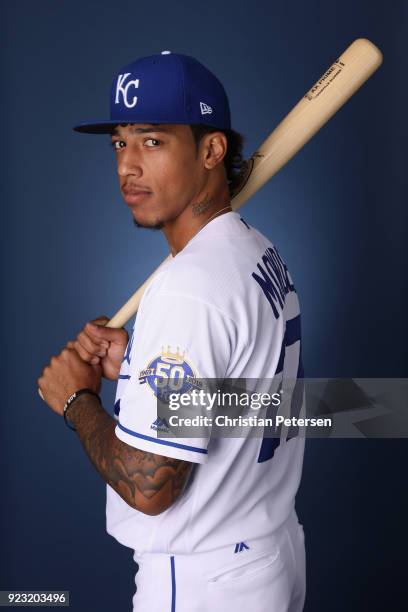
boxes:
[132,510,306,611]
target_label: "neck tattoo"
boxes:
[192,196,215,217]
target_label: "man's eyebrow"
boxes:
[111,125,171,136]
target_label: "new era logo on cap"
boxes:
[200,101,213,115]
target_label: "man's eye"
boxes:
[145,138,161,147]
[111,140,125,150]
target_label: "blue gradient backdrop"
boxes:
[1,1,407,610]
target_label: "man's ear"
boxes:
[201,132,228,170]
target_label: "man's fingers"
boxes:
[86,322,128,345]
[65,339,101,364]
[68,317,127,373]
[77,330,109,355]
[74,339,101,365]
[90,316,110,326]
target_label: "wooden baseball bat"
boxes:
[107,38,382,329]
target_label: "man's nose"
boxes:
[117,148,143,178]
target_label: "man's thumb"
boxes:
[87,322,127,344]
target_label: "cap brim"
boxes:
[73,118,232,134]
[73,120,124,134]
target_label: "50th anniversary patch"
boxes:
[138,345,201,402]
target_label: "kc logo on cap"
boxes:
[115,73,140,109]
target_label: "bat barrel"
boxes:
[231,38,383,210]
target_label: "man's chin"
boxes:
[132,218,164,231]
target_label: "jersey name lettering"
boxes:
[252,246,295,319]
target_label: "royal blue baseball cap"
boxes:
[73,51,231,133]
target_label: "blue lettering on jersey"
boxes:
[252,246,295,319]
[257,322,304,463]
[253,247,303,463]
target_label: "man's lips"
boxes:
[122,187,152,205]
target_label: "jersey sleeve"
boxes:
[114,291,237,463]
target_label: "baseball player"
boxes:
[38,51,306,611]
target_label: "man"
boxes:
[38,51,306,611]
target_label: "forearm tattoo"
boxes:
[67,395,193,514]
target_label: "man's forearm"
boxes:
[67,395,192,515]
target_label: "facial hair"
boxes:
[133,218,164,231]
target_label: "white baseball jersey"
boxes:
[106,211,305,555]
